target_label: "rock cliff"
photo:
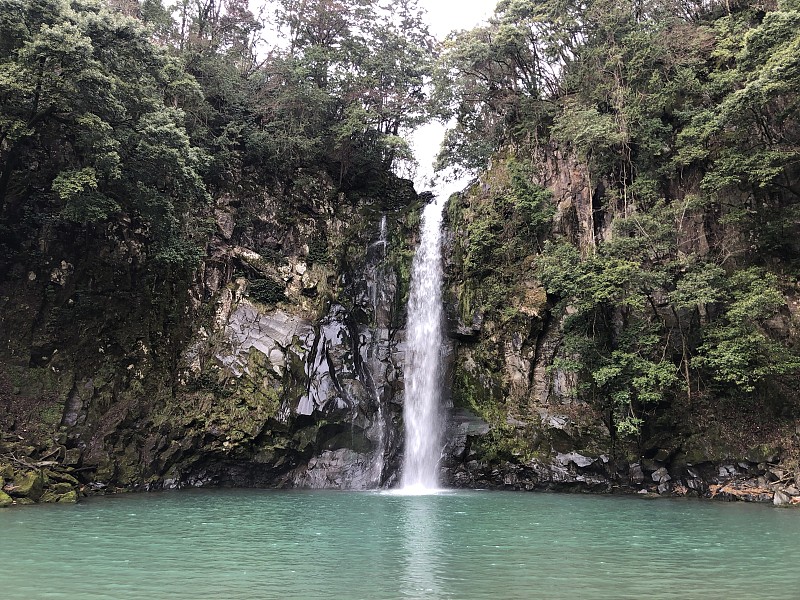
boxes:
[439,146,800,505]
[2,149,798,507]
[1,169,423,500]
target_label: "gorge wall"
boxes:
[2,0,800,508]
[1,169,424,502]
[3,149,799,506]
[438,146,800,504]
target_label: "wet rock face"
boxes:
[159,180,419,491]
[0,167,421,495]
[189,290,404,490]
[293,449,379,489]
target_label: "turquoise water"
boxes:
[1,490,799,599]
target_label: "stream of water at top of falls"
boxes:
[401,195,446,490]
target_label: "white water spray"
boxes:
[401,196,446,490]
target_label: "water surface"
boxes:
[1,489,798,599]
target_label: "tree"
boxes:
[261,0,435,181]
[432,0,586,174]
[0,0,208,270]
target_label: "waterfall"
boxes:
[379,215,388,251]
[401,196,446,490]
[369,215,390,487]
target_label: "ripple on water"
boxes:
[1,489,799,600]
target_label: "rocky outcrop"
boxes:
[0,168,423,499]
[0,437,80,506]
[441,412,800,503]
[148,177,422,491]
[1,137,797,506]
[439,147,800,505]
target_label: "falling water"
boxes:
[401,196,446,490]
[379,215,388,250]
[369,215,390,487]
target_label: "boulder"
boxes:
[57,491,78,503]
[653,449,671,462]
[50,482,76,495]
[652,467,671,483]
[0,490,12,507]
[745,445,780,464]
[774,490,792,506]
[63,448,82,466]
[44,469,79,486]
[39,490,60,503]
[9,470,44,501]
[556,452,596,468]
[642,458,661,472]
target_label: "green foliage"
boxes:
[248,278,286,305]
[453,157,555,324]
[536,241,581,297]
[694,269,800,391]
[0,0,209,270]
[669,262,726,309]
[538,238,680,435]
[508,160,554,236]
[256,0,435,181]
[59,192,121,223]
[0,0,438,282]
[443,0,800,438]
[307,235,330,265]
[433,0,584,174]
[551,104,624,164]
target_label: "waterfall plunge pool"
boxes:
[2,489,799,599]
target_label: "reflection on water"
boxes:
[401,496,441,598]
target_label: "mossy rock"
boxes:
[745,444,781,464]
[39,490,61,503]
[683,445,711,465]
[682,426,732,464]
[94,457,116,482]
[57,490,78,503]
[50,482,75,494]
[63,448,82,466]
[248,278,286,305]
[0,490,12,507]
[10,470,43,501]
[44,469,79,486]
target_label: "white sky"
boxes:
[418,0,494,39]
[410,1,493,192]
